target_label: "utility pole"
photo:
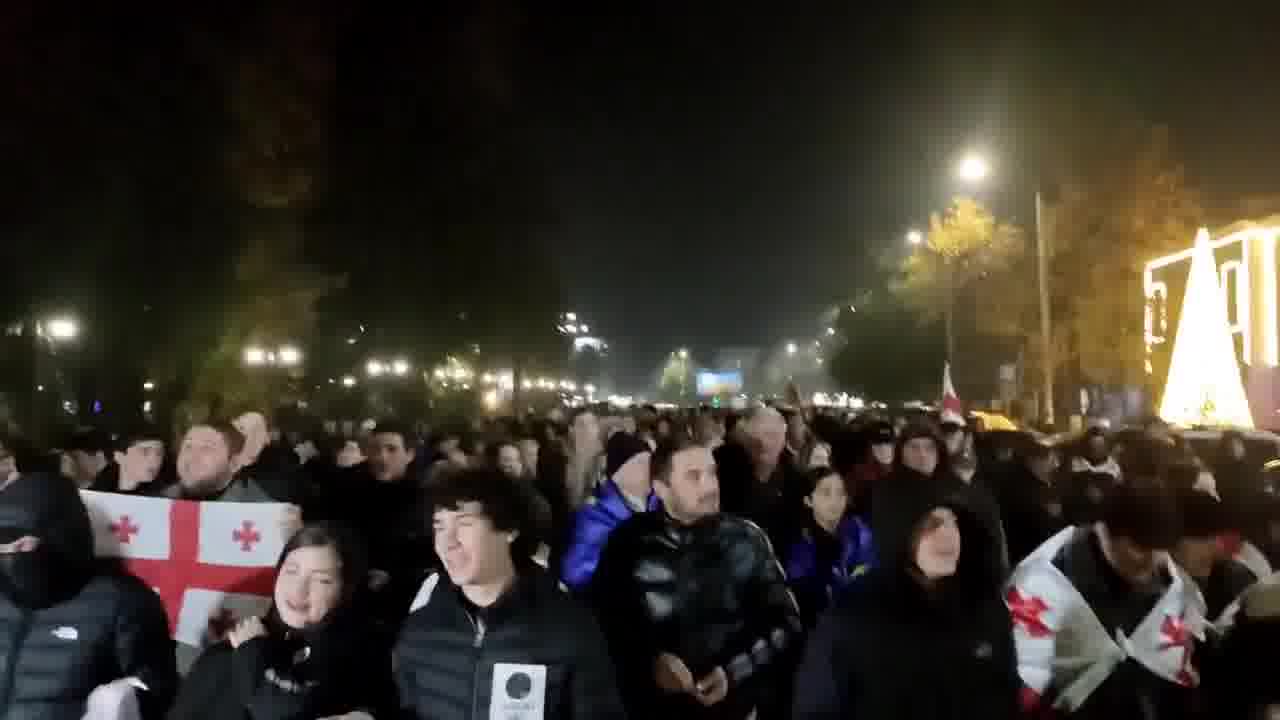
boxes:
[1036,190,1054,428]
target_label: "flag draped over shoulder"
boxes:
[80,491,285,648]
[1006,527,1207,712]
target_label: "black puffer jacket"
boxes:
[0,473,178,720]
[792,479,1020,720]
[591,510,803,720]
[169,609,393,720]
[394,567,624,720]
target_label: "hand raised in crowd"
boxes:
[653,652,695,694]
[227,616,267,648]
[694,666,729,707]
[278,504,303,541]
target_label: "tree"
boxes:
[657,352,693,403]
[178,6,343,422]
[829,292,942,405]
[891,197,1023,361]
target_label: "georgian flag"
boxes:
[1007,527,1207,712]
[80,491,286,649]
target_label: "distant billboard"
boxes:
[696,370,744,396]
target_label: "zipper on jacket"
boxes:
[467,612,487,648]
[466,611,486,719]
[0,612,34,714]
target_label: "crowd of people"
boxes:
[2,402,1280,719]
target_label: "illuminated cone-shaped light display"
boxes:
[1159,229,1254,428]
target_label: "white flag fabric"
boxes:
[1007,527,1207,712]
[80,491,285,648]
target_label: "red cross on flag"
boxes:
[80,491,286,649]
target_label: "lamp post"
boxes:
[952,150,1052,426]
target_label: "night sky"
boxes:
[8,3,1280,397]
[522,4,1280,389]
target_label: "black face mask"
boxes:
[0,547,70,609]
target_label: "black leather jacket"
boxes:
[591,510,802,720]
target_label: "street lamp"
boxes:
[391,358,410,377]
[955,148,1051,424]
[785,342,798,356]
[142,380,155,392]
[244,347,267,366]
[341,375,357,388]
[366,360,386,377]
[277,346,302,367]
[906,229,924,246]
[46,317,79,341]
[956,152,990,184]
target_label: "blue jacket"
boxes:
[560,479,660,592]
[784,515,875,626]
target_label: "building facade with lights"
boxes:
[1145,217,1280,427]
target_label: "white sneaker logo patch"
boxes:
[52,626,79,641]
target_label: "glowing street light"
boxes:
[826,327,836,336]
[341,375,358,388]
[391,358,410,377]
[956,152,990,184]
[46,317,79,341]
[366,360,386,377]
[906,229,924,246]
[277,346,302,367]
[785,342,798,356]
[245,347,267,366]
[142,380,155,392]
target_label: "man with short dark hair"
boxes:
[62,428,112,491]
[104,425,168,496]
[166,422,266,502]
[593,436,802,720]
[1008,483,1205,720]
[394,468,624,720]
[342,420,428,621]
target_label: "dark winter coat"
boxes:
[394,567,624,720]
[1202,579,1280,720]
[792,478,1020,720]
[783,516,875,628]
[591,510,803,720]
[997,464,1068,565]
[559,478,659,592]
[168,609,392,720]
[715,442,805,549]
[0,473,178,720]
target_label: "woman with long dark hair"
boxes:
[169,523,391,720]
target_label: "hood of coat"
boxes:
[870,478,1000,595]
[0,473,95,608]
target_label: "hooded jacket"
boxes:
[888,425,1010,575]
[0,473,177,720]
[560,476,660,592]
[792,479,1020,720]
[784,515,875,628]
